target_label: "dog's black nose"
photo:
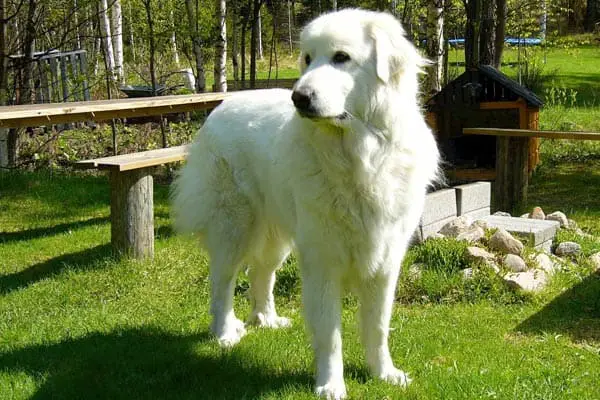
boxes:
[291,89,313,111]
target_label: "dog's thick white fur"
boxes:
[172,9,439,399]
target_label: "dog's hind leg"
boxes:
[357,269,412,387]
[247,233,292,329]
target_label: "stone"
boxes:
[494,211,512,217]
[567,219,579,230]
[532,253,558,274]
[439,215,473,237]
[489,228,524,255]
[461,268,474,280]
[504,254,528,272]
[555,241,582,257]
[465,246,495,262]
[430,232,445,240]
[456,226,485,243]
[546,211,569,228]
[589,252,600,271]
[529,206,546,220]
[520,213,530,218]
[472,219,489,230]
[482,216,559,250]
[504,270,548,292]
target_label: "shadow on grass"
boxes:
[0,216,109,244]
[0,244,114,294]
[0,327,312,399]
[515,271,600,342]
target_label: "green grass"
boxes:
[1,171,599,399]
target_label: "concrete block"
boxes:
[482,215,560,247]
[455,182,492,216]
[463,207,491,220]
[421,189,457,225]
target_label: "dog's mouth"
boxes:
[296,109,351,122]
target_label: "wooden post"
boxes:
[495,135,529,212]
[39,60,51,103]
[78,51,91,101]
[109,168,154,259]
[59,56,69,101]
[49,57,60,102]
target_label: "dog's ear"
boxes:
[370,14,426,87]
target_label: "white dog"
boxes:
[172,9,439,399]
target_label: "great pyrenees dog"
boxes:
[173,9,439,399]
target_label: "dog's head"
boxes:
[292,9,425,125]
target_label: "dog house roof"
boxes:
[426,65,544,108]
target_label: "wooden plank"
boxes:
[76,144,190,171]
[464,128,600,140]
[479,101,522,110]
[0,92,230,128]
[447,168,496,181]
[495,136,529,212]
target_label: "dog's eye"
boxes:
[304,54,311,66]
[332,52,350,64]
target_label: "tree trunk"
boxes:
[479,0,495,66]
[111,0,124,82]
[257,9,263,60]
[170,10,180,67]
[465,0,481,69]
[332,0,337,10]
[0,0,8,168]
[232,10,239,82]
[185,0,206,92]
[287,0,293,55]
[144,0,157,94]
[99,0,115,81]
[241,1,249,83]
[214,0,227,92]
[494,0,506,69]
[250,0,261,88]
[585,0,598,32]
[128,0,136,62]
[425,0,444,94]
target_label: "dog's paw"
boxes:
[214,318,247,347]
[247,312,292,329]
[315,381,347,400]
[377,367,412,387]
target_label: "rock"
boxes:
[504,270,548,292]
[439,216,473,237]
[465,247,500,273]
[589,252,600,271]
[472,219,489,230]
[520,213,530,218]
[532,253,558,274]
[493,211,512,217]
[546,211,568,227]
[489,228,524,255]
[503,254,528,272]
[456,226,485,243]
[465,246,495,262]
[430,232,445,240]
[461,268,474,280]
[554,241,582,257]
[407,263,424,280]
[574,227,593,238]
[529,207,546,220]
[567,219,579,230]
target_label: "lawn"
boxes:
[2,44,600,399]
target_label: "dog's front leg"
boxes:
[357,269,411,387]
[300,258,346,400]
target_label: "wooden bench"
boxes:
[464,128,600,212]
[76,145,190,259]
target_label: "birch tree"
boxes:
[99,0,116,82]
[111,0,124,82]
[185,0,206,92]
[425,0,444,94]
[214,0,227,92]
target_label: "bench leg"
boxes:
[110,168,154,259]
[495,136,529,213]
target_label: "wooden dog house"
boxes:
[425,65,543,181]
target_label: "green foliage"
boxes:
[398,238,528,305]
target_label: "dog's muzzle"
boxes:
[291,89,318,117]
